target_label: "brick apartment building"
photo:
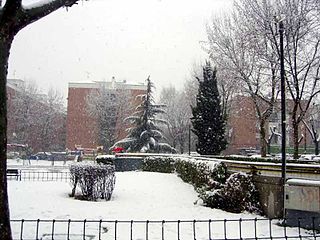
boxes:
[226,95,314,155]
[66,78,147,151]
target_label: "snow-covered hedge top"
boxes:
[69,162,115,175]
[95,155,116,160]
[177,156,220,170]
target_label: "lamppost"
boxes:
[279,19,287,218]
[188,124,191,155]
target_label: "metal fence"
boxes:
[7,170,70,181]
[10,218,320,240]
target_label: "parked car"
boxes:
[29,152,53,160]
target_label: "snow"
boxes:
[8,171,312,239]
[22,0,59,10]
[286,178,320,187]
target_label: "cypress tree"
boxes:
[191,61,227,155]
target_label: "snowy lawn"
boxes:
[8,172,313,240]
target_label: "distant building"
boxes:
[66,78,147,151]
[226,95,315,155]
[226,95,259,154]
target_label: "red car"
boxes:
[112,147,124,153]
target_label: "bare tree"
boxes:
[7,81,40,145]
[159,86,190,153]
[37,88,66,151]
[278,0,320,159]
[302,103,320,155]
[86,84,132,152]
[205,4,280,157]
[0,0,79,238]
[228,0,320,159]
[8,83,66,152]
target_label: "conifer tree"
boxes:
[113,76,176,153]
[191,61,227,155]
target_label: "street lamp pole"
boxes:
[279,19,287,218]
[188,124,191,155]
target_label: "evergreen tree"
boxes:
[191,61,227,155]
[113,76,176,153]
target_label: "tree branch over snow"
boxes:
[21,0,79,28]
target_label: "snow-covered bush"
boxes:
[175,160,210,188]
[175,159,227,188]
[142,156,175,173]
[199,172,261,214]
[69,162,116,201]
[142,156,261,214]
[142,156,227,187]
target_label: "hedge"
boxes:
[69,162,116,201]
[142,156,261,214]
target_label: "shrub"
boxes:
[175,160,210,188]
[142,156,260,214]
[175,159,228,189]
[200,172,261,214]
[143,156,228,188]
[69,162,116,201]
[142,156,175,173]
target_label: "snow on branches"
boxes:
[69,162,116,201]
[113,76,176,153]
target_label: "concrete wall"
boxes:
[252,175,284,218]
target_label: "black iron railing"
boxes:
[7,171,70,181]
[10,218,320,240]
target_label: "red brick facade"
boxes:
[226,95,259,154]
[66,80,147,150]
[226,95,314,154]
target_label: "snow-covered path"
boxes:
[8,172,312,239]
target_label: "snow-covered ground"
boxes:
[8,171,314,240]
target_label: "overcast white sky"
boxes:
[8,0,233,101]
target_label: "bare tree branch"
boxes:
[20,0,79,29]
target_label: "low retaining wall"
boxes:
[113,157,143,171]
[252,175,283,218]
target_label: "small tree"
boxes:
[191,61,227,155]
[159,86,190,153]
[302,103,320,155]
[37,88,66,151]
[114,76,175,153]
[86,84,132,151]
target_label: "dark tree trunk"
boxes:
[267,142,271,155]
[0,36,14,240]
[314,140,319,156]
[259,120,267,157]
[292,119,300,160]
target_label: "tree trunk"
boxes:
[292,119,300,160]
[267,142,271,155]
[259,120,267,157]
[314,140,319,156]
[0,37,13,240]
